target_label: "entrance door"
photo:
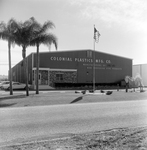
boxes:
[38,73,41,85]
[86,70,93,83]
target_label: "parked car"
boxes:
[0,81,10,89]
[1,82,31,90]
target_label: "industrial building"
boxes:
[12,49,132,89]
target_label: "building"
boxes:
[133,64,147,86]
[12,49,132,89]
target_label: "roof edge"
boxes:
[32,49,132,60]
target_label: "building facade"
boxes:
[12,49,132,89]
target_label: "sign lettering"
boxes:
[50,56,111,64]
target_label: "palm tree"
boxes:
[0,18,18,95]
[30,18,57,94]
[14,18,39,96]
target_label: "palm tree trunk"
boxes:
[8,41,13,95]
[22,46,29,96]
[36,44,39,94]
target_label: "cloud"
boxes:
[69,0,147,32]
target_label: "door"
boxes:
[38,73,41,85]
[86,70,93,83]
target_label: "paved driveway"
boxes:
[0,99,147,146]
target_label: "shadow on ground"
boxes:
[0,103,17,107]
[70,96,83,104]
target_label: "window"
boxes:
[56,73,63,81]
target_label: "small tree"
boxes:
[30,18,57,94]
[14,18,39,96]
[0,19,18,95]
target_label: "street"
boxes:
[0,99,147,146]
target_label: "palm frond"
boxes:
[0,20,16,43]
[44,33,57,50]
[0,22,7,31]
[30,33,57,50]
[13,19,38,47]
[40,21,55,34]
[0,17,58,50]
[27,18,57,50]
[0,31,9,40]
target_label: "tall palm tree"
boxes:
[30,18,57,94]
[0,18,18,95]
[14,18,39,96]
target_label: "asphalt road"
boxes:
[0,100,147,146]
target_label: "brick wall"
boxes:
[49,71,77,86]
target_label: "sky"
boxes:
[0,0,147,75]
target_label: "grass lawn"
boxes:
[0,89,147,108]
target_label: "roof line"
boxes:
[31,49,132,60]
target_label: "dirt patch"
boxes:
[1,126,147,150]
